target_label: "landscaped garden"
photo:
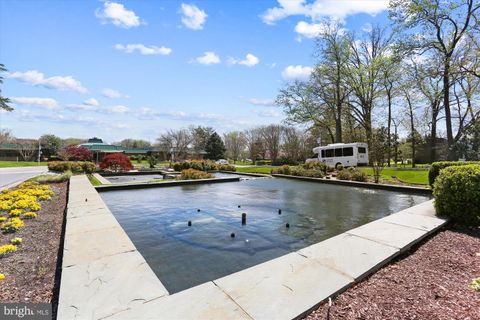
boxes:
[0,180,68,315]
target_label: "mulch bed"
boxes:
[0,181,67,304]
[305,226,480,320]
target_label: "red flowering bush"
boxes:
[99,153,133,172]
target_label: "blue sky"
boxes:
[0,0,390,143]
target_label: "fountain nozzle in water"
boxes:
[241,213,247,225]
[230,232,235,238]
[286,223,290,228]
[188,221,192,226]
[238,205,241,208]
[278,209,282,214]
[197,209,201,212]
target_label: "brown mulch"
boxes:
[305,226,480,320]
[0,181,67,303]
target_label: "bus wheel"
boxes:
[335,163,343,170]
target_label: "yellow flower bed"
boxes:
[0,244,17,256]
[0,181,54,261]
[0,273,5,281]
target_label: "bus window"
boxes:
[321,150,325,158]
[343,147,353,156]
[358,147,366,154]
[335,148,342,157]
[325,149,334,157]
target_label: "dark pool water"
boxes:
[100,177,429,293]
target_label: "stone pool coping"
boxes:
[219,170,272,177]
[58,175,446,320]
[94,176,240,191]
[272,173,432,195]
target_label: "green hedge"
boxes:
[173,160,236,172]
[48,161,96,174]
[429,161,480,186]
[433,164,480,226]
[271,165,325,178]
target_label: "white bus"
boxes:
[311,142,369,168]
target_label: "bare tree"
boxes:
[282,127,303,162]
[260,124,283,161]
[0,129,13,145]
[156,129,192,162]
[16,139,38,161]
[223,131,246,162]
[244,128,264,161]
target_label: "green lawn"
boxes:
[0,161,49,168]
[358,167,429,186]
[87,174,102,186]
[235,166,273,174]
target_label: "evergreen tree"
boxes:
[205,132,226,160]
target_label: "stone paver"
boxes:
[107,282,252,320]
[63,225,136,267]
[380,211,446,232]
[214,252,353,320]
[298,233,399,280]
[402,199,437,217]
[346,220,428,250]
[58,251,168,320]
[66,213,122,235]
[58,175,169,320]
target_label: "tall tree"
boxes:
[40,134,63,158]
[156,129,192,161]
[223,131,246,162]
[260,124,283,161]
[190,126,214,154]
[0,64,13,112]
[390,0,480,159]
[244,128,264,161]
[205,132,226,160]
[115,139,151,149]
[345,25,393,147]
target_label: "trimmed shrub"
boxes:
[48,161,96,174]
[173,160,236,172]
[433,164,480,226]
[100,153,133,173]
[271,158,299,166]
[336,170,352,180]
[178,169,213,180]
[271,165,324,178]
[302,161,328,174]
[428,161,480,187]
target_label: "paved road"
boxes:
[0,166,48,190]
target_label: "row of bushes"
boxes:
[336,167,368,182]
[271,165,325,178]
[428,161,480,186]
[173,160,236,172]
[48,161,96,174]
[433,164,480,226]
[178,169,213,180]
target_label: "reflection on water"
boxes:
[100,177,429,293]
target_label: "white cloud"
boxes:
[8,70,87,94]
[294,21,327,38]
[95,1,142,28]
[180,3,207,30]
[362,22,373,33]
[9,97,58,110]
[249,98,276,106]
[282,65,313,81]
[193,51,221,65]
[102,88,128,99]
[106,105,130,113]
[254,108,281,117]
[83,98,99,107]
[261,0,388,25]
[115,44,172,56]
[228,53,260,67]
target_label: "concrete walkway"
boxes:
[59,175,447,320]
[0,166,48,190]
